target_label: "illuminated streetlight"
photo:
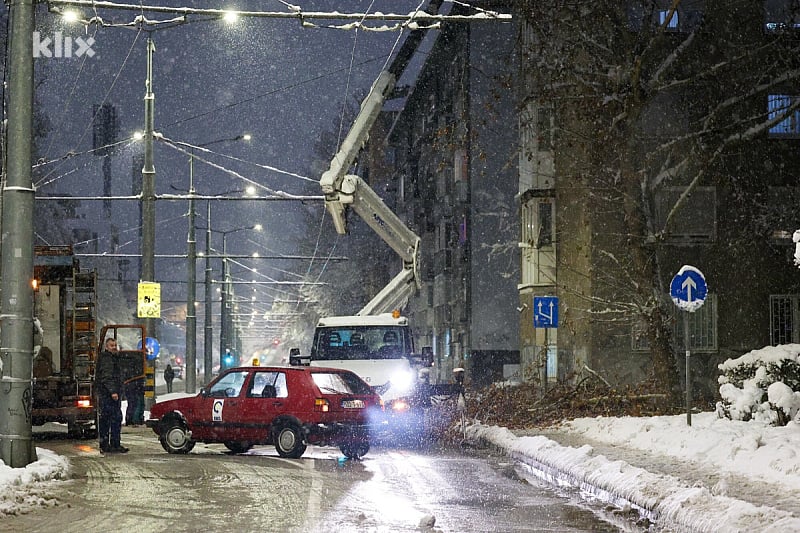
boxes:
[223,10,239,24]
[61,10,80,23]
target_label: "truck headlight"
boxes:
[390,370,414,393]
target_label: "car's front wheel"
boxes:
[160,418,196,454]
[273,423,307,458]
[224,441,253,454]
[340,441,370,459]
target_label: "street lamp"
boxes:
[181,135,250,389]
[200,201,260,383]
[220,224,262,369]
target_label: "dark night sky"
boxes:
[32,1,433,298]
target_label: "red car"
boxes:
[146,365,382,459]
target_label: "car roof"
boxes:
[225,365,356,374]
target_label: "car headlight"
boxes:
[390,370,414,393]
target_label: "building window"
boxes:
[632,294,717,352]
[765,0,800,32]
[675,294,717,351]
[768,94,800,137]
[521,198,554,249]
[536,106,554,152]
[654,186,716,243]
[519,101,555,193]
[770,295,799,344]
[627,2,703,32]
[659,9,678,29]
[537,201,553,247]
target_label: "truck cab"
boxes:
[309,314,425,402]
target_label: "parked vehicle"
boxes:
[293,313,456,440]
[31,246,147,439]
[146,365,383,459]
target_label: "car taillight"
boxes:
[76,398,92,408]
[315,398,330,412]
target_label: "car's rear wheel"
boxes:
[340,441,370,459]
[224,441,253,454]
[160,418,196,454]
[273,423,307,458]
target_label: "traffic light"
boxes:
[221,350,235,371]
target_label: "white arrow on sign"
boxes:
[537,299,555,323]
[682,276,697,302]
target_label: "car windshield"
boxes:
[311,326,411,361]
[208,371,248,398]
[311,371,373,395]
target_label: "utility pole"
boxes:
[0,0,37,467]
[204,201,213,385]
[220,235,229,363]
[185,152,197,393]
[142,37,157,408]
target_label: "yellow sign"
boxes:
[137,282,161,318]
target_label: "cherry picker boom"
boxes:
[297,1,462,440]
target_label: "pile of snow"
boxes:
[0,448,69,516]
[468,412,800,532]
[717,344,800,424]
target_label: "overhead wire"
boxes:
[40,13,104,160]
[297,0,428,318]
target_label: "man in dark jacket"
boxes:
[95,338,129,453]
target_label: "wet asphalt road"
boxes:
[12,377,634,532]
[4,423,637,533]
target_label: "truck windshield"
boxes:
[311,326,411,361]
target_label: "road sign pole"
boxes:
[684,312,691,427]
[670,266,706,427]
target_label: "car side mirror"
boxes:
[289,348,310,366]
[199,387,208,397]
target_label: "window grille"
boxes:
[632,294,717,352]
[770,294,798,344]
[768,94,800,137]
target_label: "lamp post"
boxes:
[178,134,250,388]
[220,225,262,368]
[186,152,197,393]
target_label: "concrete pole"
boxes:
[185,152,196,394]
[220,235,228,361]
[142,37,157,408]
[0,0,37,467]
[203,201,213,385]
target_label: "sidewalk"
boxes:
[534,428,800,518]
[465,419,800,532]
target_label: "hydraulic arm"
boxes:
[319,1,445,314]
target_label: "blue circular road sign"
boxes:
[670,266,707,312]
[137,337,161,360]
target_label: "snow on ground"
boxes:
[0,377,193,517]
[5,377,800,530]
[467,412,800,532]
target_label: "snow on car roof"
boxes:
[316,314,408,327]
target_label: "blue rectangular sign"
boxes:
[533,296,559,328]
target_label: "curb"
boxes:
[465,424,800,532]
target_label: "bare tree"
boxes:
[520,0,800,396]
